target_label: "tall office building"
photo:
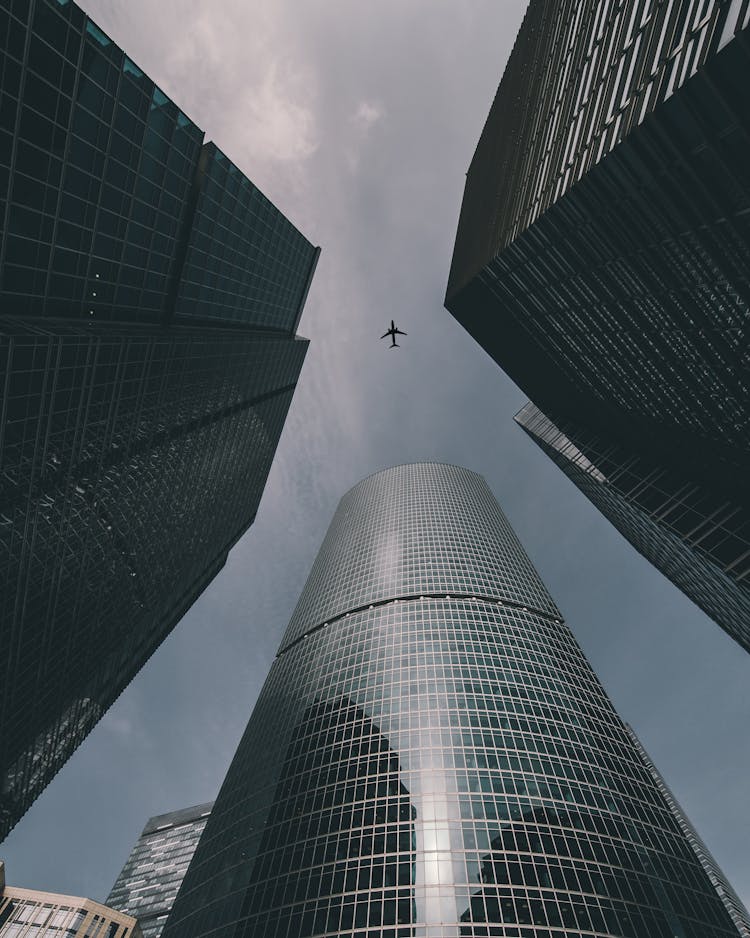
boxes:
[0,861,142,938]
[626,727,750,938]
[162,464,743,937]
[0,0,319,840]
[445,2,750,652]
[107,802,214,938]
[514,403,750,650]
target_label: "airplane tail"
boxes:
[391,342,399,348]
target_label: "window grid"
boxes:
[163,465,743,938]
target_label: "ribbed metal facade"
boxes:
[445,0,750,652]
[107,803,214,938]
[163,464,743,938]
[0,0,317,841]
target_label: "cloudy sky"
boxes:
[4,0,749,913]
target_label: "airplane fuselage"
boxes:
[381,320,406,348]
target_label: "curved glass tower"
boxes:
[164,464,743,937]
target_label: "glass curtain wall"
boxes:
[164,464,743,938]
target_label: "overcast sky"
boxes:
[3,0,748,914]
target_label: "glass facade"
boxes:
[447,0,749,293]
[514,403,750,653]
[163,464,744,937]
[0,0,204,323]
[0,0,319,329]
[174,143,320,332]
[0,861,142,938]
[0,317,308,842]
[626,727,750,938]
[107,803,214,938]
[445,1,750,651]
[0,0,318,841]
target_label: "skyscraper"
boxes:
[513,403,750,651]
[162,464,744,937]
[445,2,750,652]
[0,0,318,840]
[107,802,214,938]
[626,726,750,938]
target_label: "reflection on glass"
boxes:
[239,696,417,937]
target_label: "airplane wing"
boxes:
[395,328,407,336]
[380,331,390,339]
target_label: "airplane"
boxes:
[380,320,407,348]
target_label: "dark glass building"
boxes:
[107,802,215,938]
[162,464,744,937]
[0,0,318,840]
[445,1,750,652]
[514,403,750,651]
